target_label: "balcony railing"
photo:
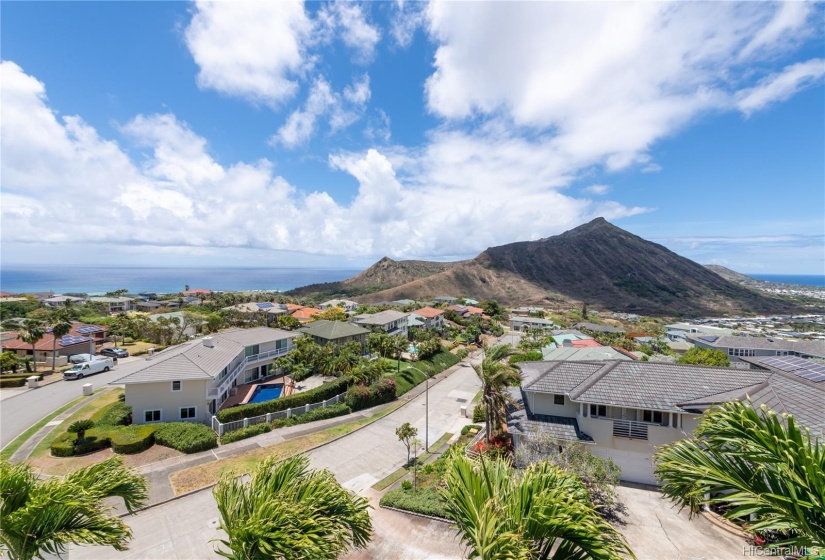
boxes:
[612,419,649,440]
[207,346,293,399]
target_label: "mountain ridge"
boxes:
[289,218,806,316]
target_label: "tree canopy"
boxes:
[676,347,730,367]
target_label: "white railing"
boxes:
[211,392,346,436]
[612,419,649,440]
[207,346,294,399]
[465,426,487,459]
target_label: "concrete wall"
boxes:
[527,391,580,417]
[126,379,209,425]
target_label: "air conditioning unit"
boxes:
[203,337,214,348]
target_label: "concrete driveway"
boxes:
[616,485,746,560]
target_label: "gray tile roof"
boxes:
[298,320,369,340]
[353,310,409,326]
[507,387,593,442]
[541,346,634,362]
[690,335,825,357]
[520,360,825,434]
[112,328,293,385]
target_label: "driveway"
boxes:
[616,485,746,560]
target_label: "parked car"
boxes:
[63,357,114,380]
[68,353,94,364]
[100,347,129,359]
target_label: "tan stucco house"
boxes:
[509,359,824,486]
[112,327,296,425]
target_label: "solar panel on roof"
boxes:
[59,335,92,347]
[760,356,825,383]
[76,326,102,334]
[698,335,718,343]
[256,302,275,309]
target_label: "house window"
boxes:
[171,380,181,392]
[245,344,260,358]
[553,394,564,405]
[144,410,161,423]
[590,404,607,417]
[643,410,663,424]
[180,407,196,420]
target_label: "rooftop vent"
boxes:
[203,336,214,348]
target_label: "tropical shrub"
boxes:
[93,401,132,427]
[508,350,543,364]
[74,435,111,455]
[380,488,450,519]
[110,425,157,454]
[220,423,272,445]
[455,348,469,360]
[67,419,95,443]
[461,424,482,436]
[216,377,350,422]
[472,403,485,423]
[401,480,413,491]
[269,403,352,430]
[50,433,76,457]
[0,376,32,388]
[345,378,396,411]
[154,422,217,453]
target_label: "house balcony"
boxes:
[207,346,293,401]
[612,419,649,440]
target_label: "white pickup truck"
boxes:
[63,357,114,380]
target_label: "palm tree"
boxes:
[50,320,72,371]
[441,454,635,559]
[0,456,148,560]
[19,320,44,373]
[654,400,825,549]
[213,455,372,560]
[473,344,521,440]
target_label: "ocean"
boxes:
[748,274,825,288]
[0,266,364,295]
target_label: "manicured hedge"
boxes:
[0,374,42,388]
[216,377,351,422]
[110,425,157,454]
[74,436,110,455]
[379,488,451,520]
[461,424,483,436]
[219,423,271,445]
[508,351,543,365]
[154,422,217,453]
[50,433,76,457]
[271,403,351,429]
[345,378,396,411]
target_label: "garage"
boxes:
[591,447,659,486]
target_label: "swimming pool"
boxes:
[247,384,283,404]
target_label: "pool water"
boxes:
[248,384,283,404]
[408,345,418,353]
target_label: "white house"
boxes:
[88,296,135,314]
[509,316,555,332]
[353,310,409,338]
[688,335,825,364]
[509,360,824,486]
[112,327,296,425]
[409,306,445,330]
[319,299,360,312]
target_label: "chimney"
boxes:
[203,336,214,348]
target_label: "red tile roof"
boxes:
[571,339,602,348]
[466,306,484,315]
[291,307,321,319]
[2,323,107,351]
[286,304,304,312]
[412,307,444,318]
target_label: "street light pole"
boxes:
[407,365,429,452]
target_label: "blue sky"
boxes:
[1,1,823,274]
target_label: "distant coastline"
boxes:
[0,265,363,294]
[748,274,825,288]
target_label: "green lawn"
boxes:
[386,350,460,397]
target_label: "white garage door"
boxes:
[591,447,658,486]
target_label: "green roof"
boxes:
[299,320,369,340]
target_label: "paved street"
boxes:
[70,360,481,559]
[1,355,144,448]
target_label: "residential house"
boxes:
[410,307,445,330]
[182,288,212,297]
[688,335,825,364]
[353,310,409,338]
[1,322,107,367]
[291,306,322,323]
[510,306,546,317]
[433,296,458,305]
[665,323,734,342]
[390,299,416,307]
[541,345,635,362]
[43,295,85,307]
[319,299,360,312]
[223,302,288,326]
[135,301,165,312]
[509,360,825,485]
[88,296,135,314]
[112,327,296,423]
[510,316,555,332]
[298,320,369,350]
